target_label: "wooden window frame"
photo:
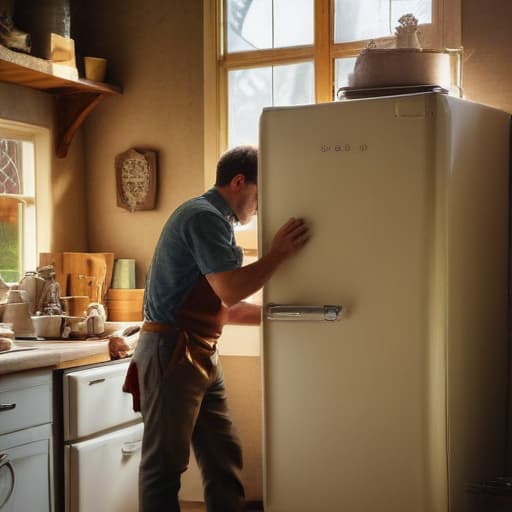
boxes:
[0,120,51,281]
[203,0,460,188]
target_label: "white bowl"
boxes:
[31,315,63,338]
[349,48,451,89]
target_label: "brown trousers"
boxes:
[132,329,245,512]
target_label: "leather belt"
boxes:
[141,321,178,333]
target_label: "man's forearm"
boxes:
[227,302,262,325]
[207,251,284,307]
[207,217,310,307]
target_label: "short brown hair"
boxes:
[215,145,258,186]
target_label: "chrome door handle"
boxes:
[266,304,343,321]
[0,453,16,509]
[121,440,142,456]
[0,404,16,412]
[88,378,105,386]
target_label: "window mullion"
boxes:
[222,46,314,69]
[0,193,35,204]
[314,0,332,103]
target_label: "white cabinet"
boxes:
[0,369,52,511]
[61,361,142,512]
[0,424,52,511]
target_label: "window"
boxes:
[0,126,38,283]
[203,0,459,244]
[204,0,457,158]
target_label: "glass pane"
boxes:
[228,67,272,147]
[0,139,23,194]
[334,0,390,43]
[334,0,432,43]
[0,196,21,282]
[274,0,313,48]
[273,61,314,105]
[227,0,314,52]
[391,0,431,26]
[228,61,314,147]
[334,57,357,96]
[228,0,272,52]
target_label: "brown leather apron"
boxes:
[122,275,228,412]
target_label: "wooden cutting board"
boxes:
[39,252,114,304]
[69,273,98,301]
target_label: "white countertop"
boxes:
[0,322,261,376]
[0,339,111,375]
[0,322,139,376]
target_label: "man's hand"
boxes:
[206,217,311,307]
[269,217,310,262]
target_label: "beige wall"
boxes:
[3,0,511,503]
[74,0,205,287]
[73,0,266,501]
[0,81,88,255]
[462,0,512,113]
[71,1,512,503]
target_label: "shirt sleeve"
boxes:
[183,211,243,275]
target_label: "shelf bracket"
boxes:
[54,91,106,158]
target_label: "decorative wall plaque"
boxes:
[115,148,158,212]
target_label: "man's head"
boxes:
[215,145,258,225]
[215,145,258,186]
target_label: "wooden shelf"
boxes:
[0,44,121,158]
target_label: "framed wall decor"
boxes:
[115,148,158,212]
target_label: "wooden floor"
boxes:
[181,502,263,511]
[181,504,205,512]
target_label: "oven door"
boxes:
[65,422,142,512]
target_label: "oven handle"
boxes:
[0,453,16,509]
[121,440,142,456]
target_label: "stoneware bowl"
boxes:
[31,315,63,339]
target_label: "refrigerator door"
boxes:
[260,94,440,512]
[260,93,509,512]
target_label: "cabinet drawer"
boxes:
[64,361,141,440]
[0,370,51,435]
[65,422,142,512]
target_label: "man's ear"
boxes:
[230,173,246,190]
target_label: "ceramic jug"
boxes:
[19,270,45,314]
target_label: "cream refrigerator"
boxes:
[258,93,510,512]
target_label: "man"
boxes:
[123,145,309,511]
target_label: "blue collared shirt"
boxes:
[144,188,243,323]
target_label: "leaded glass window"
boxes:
[0,136,35,283]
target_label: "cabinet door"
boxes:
[66,423,142,512]
[0,369,51,435]
[0,425,51,512]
